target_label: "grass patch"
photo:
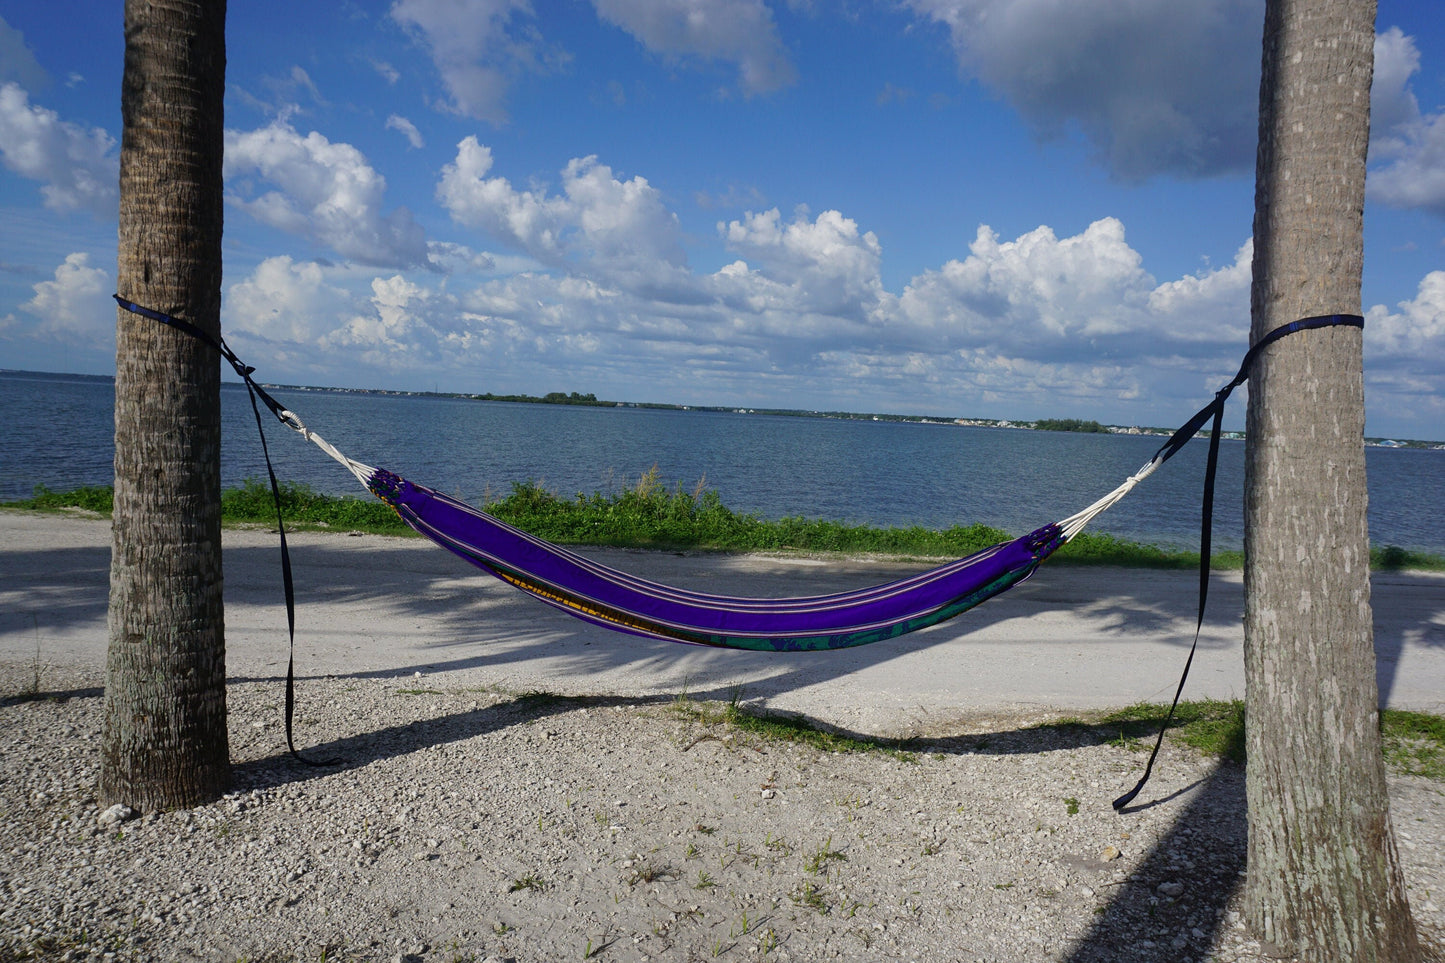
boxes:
[7,476,1441,570]
[507,873,547,893]
[220,480,408,533]
[9,484,115,513]
[722,704,917,761]
[1382,710,1445,779]
[1097,699,1248,763]
[508,690,593,715]
[3,481,409,534]
[672,692,918,760]
[1074,700,1445,779]
[1373,545,1445,572]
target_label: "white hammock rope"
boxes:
[1056,457,1163,543]
[276,407,376,490]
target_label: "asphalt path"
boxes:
[3,510,1442,734]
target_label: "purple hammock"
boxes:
[365,467,1068,652]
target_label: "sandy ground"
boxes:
[2,510,1443,963]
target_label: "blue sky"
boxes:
[1,0,1442,437]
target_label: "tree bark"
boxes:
[1244,0,1419,959]
[102,0,230,812]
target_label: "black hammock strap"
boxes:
[114,294,334,766]
[1111,311,1364,810]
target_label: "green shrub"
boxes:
[220,479,408,532]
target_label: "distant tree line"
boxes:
[1033,418,1109,433]
[473,390,607,406]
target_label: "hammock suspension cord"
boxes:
[113,294,1362,805]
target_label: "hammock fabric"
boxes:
[367,467,1066,651]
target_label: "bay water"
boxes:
[5,369,1442,555]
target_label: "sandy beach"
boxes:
[2,510,1442,962]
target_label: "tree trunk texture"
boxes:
[1244,0,1419,959]
[102,0,230,812]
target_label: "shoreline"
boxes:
[8,368,1445,449]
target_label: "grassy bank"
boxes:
[1072,700,1445,780]
[6,477,1442,571]
[670,693,1445,781]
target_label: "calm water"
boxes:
[4,369,1442,554]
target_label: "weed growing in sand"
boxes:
[694,871,717,890]
[763,832,792,855]
[583,934,614,959]
[803,837,846,875]
[625,861,674,886]
[730,909,766,939]
[790,881,829,914]
[428,944,482,963]
[1064,796,1080,816]
[507,873,546,893]
[7,618,47,703]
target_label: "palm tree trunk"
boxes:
[102,0,230,813]
[1243,0,1419,958]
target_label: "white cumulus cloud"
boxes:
[899,218,1161,355]
[717,208,888,324]
[1367,271,1445,359]
[1146,240,1253,343]
[225,256,351,344]
[1363,272,1445,428]
[437,138,686,276]
[591,0,797,94]
[224,119,431,269]
[1368,27,1445,216]
[21,252,111,342]
[0,82,117,215]
[320,274,495,375]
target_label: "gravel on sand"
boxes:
[2,663,1441,963]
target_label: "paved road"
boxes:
[3,510,1442,734]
